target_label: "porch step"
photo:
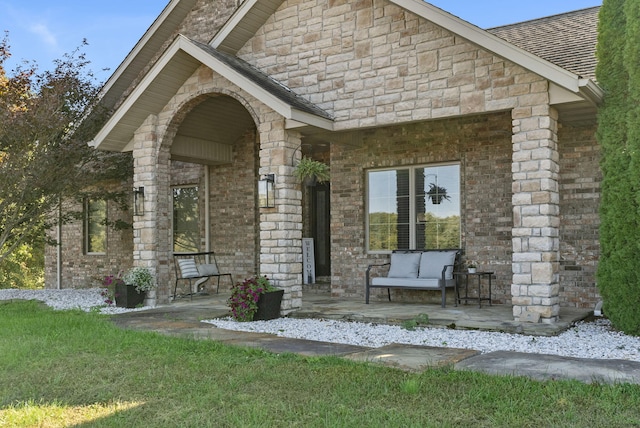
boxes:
[303,279,331,294]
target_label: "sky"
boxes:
[1,0,602,82]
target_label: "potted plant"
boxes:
[104,267,155,308]
[427,183,450,204]
[227,275,284,322]
[467,261,478,274]
[294,156,330,186]
[123,266,155,291]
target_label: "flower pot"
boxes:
[303,176,318,187]
[253,289,284,321]
[115,283,146,308]
[468,268,477,274]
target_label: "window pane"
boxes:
[368,169,409,251]
[416,165,460,249]
[87,199,106,253]
[173,187,199,253]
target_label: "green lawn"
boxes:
[1,300,639,427]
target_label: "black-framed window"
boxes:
[172,186,199,253]
[367,163,460,252]
[85,199,107,254]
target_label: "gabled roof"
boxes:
[90,35,333,151]
[191,40,332,121]
[91,0,604,151]
[392,0,598,96]
[97,0,198,111]
[488,7,599,80]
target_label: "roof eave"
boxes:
[96,0,198,111]
[90,35,333,151]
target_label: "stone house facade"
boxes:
[45,0,603,324]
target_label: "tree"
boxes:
[596,0,640,335]
[0,35,132,279]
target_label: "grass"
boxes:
[1,300,640,427]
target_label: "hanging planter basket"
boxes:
[294,156,330,187]
[426,184,450,205]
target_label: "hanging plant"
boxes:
[293,156,330,186]
[426,183,450,204]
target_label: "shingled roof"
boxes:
[487,6,599,80]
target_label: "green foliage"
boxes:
[369,211,460,251]
[0,36,132,268]
[401,313,430,331]
[596,0,640,335]
[293,156,330,184]
[0,242,43,289]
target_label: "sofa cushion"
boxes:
[387,252,421,278]
[198,263,219,276]
[370,277,441,288]
[418,251,457,280]
[178,258,199,278]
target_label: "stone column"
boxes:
[258,121,303,314]
[132,114,172,305]
[511,103,560,323]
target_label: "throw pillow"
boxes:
[418,251,457,279]
[178,258,199,278]
[198,263,219,276]
[387,252,421,278]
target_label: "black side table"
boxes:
[453,271,494,308]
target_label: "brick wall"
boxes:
[558,123,601,308]
[44,184,134,289]
[331,112,513,303]
[207,129,260,284]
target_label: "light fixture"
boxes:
[133,186,145,216]
[258,174,275,208]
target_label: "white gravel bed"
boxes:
[2,289,639,362]
[203,317,640,362]
[0,288,151,315]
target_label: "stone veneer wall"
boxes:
[44,185,134,289]
[331,112,513,304]
[558,123,601,308]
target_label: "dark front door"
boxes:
[311,183,331,277]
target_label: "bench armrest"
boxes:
[441,263,455,280]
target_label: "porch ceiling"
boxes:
[171,95,255,165]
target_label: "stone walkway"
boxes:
[109,293,640,384]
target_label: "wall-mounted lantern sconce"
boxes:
[133,186,145,216]
[258,174,275,208]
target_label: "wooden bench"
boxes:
[173,251,233,298]
[365,249,461,307]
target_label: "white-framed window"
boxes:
[367,163,461,252]
[172,186,199,253]
[85,199,107,254]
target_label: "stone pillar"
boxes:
[132,114,172,305]
[511,103,560,323]
[258,121,303,314]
